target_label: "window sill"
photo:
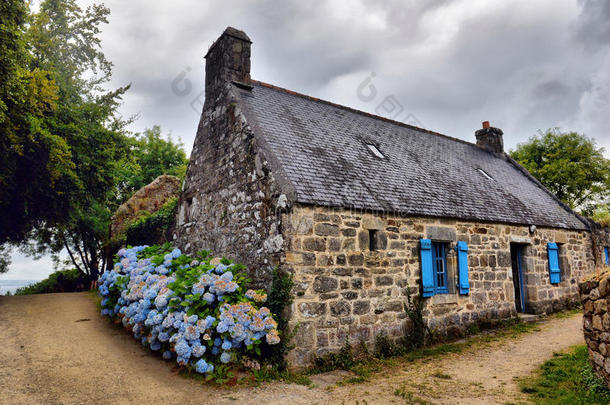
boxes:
[428,293,459,305]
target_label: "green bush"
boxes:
[15,269,88,295]
[125,197,178,246]
[257,267,295,370]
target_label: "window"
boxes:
[432,242,449,294]
[477,168,493,180]
[366,144,385,159]
[369,230,377,251]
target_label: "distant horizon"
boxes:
[0,279,40,295]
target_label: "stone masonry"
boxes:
[284,205,594,366]
[580,269,610,388]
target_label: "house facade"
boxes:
[173,27,608,367]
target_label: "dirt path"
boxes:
[0,293,584,405]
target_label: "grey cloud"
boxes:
[573,0,610,50]
[94,0,610,154]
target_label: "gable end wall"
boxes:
[173,88,286,287]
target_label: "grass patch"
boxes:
[548,307,582,319]
[519,345,610,404]
[431,371,452,380]
[393,385,433,404]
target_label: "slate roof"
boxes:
[236,81,587,231]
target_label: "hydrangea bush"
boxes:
[98,244,279,375]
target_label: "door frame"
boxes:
[510,244,527,313]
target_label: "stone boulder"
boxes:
[110,175,181,239]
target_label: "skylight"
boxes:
[477,168,494,180]
[366,144,385,159]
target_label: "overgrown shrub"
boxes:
[375,331,402,359]
[401,285,428,350]
[312,338,355,372]
[125,197,178,246]
[97,244,280,376]
[15,269,88,295]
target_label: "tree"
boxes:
[1,1,187,278]
[510,129,610,215]
[114,126,188,203]
[17,0,131,281]
[0,0,75,256]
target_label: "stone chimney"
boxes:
[204,27,252,109]
[475,121,504,154]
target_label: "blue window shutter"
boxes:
[420,239,435,297]
[547,242,561,284]
[457,241,470,295]
[605,247,609,266]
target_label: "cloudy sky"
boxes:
[3,0,610,281]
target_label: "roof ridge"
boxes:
[248,79,479,150]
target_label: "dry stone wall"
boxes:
[580,271,610,387]
[283,205,594,367]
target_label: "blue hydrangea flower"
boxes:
[191,341,206,357]
[195,359,210,374]
[175,339,192,359]
[220,351,232,364]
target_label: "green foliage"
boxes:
[1,1,188,281]
[591,205,610,227]
[250,366,312,386]
[0,0,74,245]
[3,0,132,280]
[312,338,355,373]
[115,126,188,203]
[14,268,87,295]
[510,128,610,214]
[374,332,402,359]
[256,267,295,370]
[125,197,178,246]
[393,385,431,404]
[520,345,610,404]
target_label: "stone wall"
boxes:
[592,225,610,268]
[172,91,287,288]
[282,205,594,367]
[580,271,610,387]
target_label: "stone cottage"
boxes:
[174,27,608,367]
